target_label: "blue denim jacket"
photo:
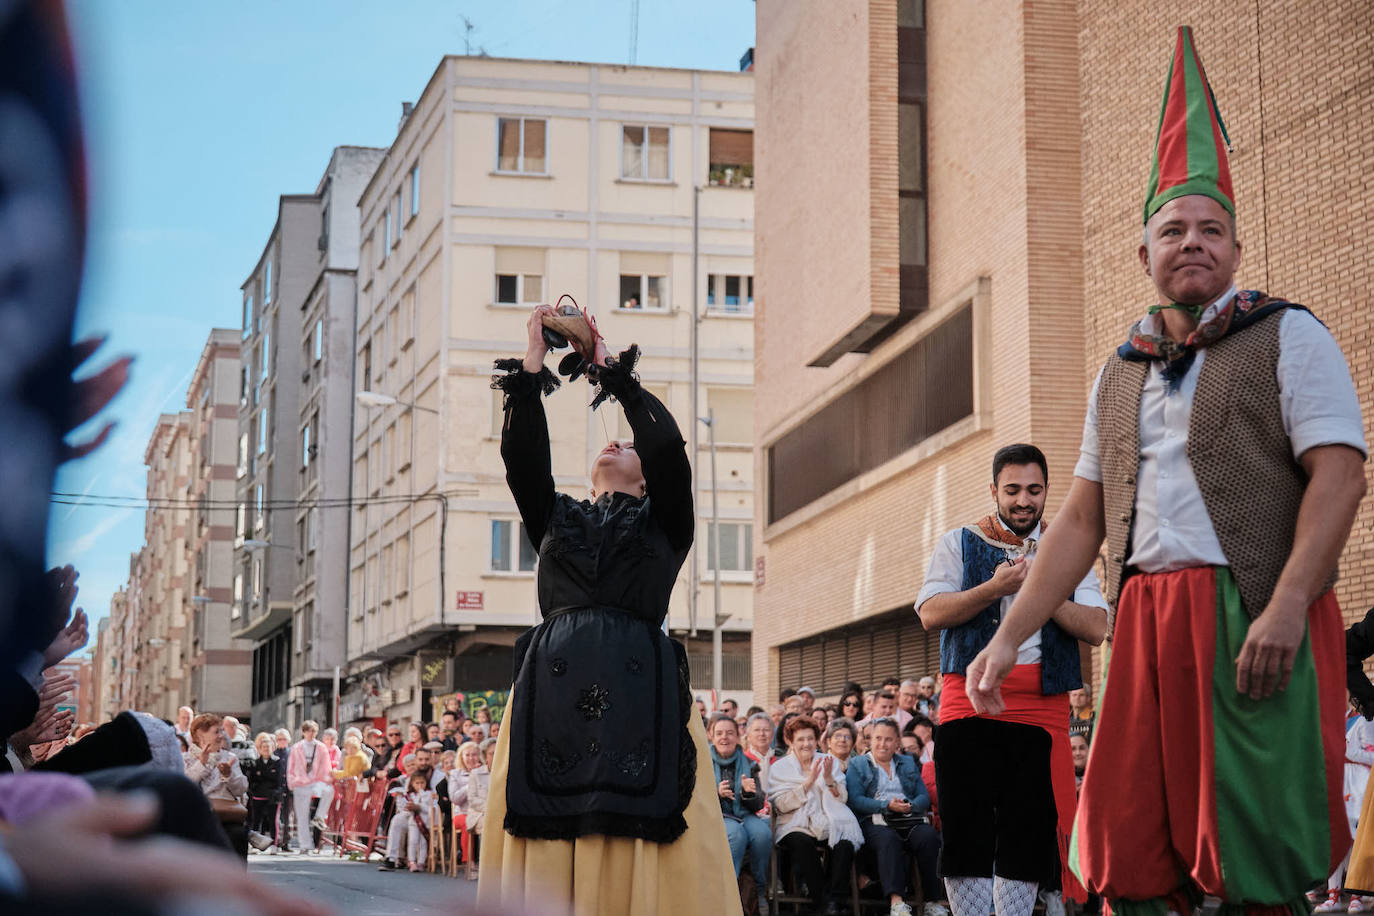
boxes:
[937,528,1082,696]
[845,753,930,823]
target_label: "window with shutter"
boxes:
[708,128,754,188]
[777,609,942,697]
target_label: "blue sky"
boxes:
[53,0,756,651]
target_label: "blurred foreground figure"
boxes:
[0,4,316,912]
[966,27,1365,914]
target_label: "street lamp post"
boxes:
[699,409,725,696]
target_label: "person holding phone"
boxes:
[847,718,942,916]
[710,713,771,914]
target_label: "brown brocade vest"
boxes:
[1096,310,1335,632]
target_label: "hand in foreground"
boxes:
[523,305,556,373]
[44,607,88,667]
[717,778,734,800]
[964,639,1018,715]
[63,337,132,462]
[887,797,912,814]
[13,707,74,750]
[1235,595,1308,700]
[5,794,326,915]
[44,565,79,648]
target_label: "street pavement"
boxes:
[250,852,477,914]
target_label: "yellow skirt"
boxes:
[1348,768,1374,893]
[477,697,742,916]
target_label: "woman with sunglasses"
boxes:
[477,304,737,915]
[839,692,864,719]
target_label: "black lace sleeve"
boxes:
[492,360,560,548]
[588,346,694,552]
[1349,608,1374,719]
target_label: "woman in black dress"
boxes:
[476,305,739,915]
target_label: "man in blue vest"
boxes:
[916,444,1107,916]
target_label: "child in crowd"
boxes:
[387,770,436,872]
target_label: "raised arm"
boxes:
[590,344,694,551]
[493,307,563,548]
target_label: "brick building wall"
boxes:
[753,0,1372,701]
[754,0,1089,701]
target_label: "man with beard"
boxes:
[917,443,1107,916]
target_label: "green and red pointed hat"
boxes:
[1143,26,1234,224]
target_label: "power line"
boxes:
[49,490,475,511]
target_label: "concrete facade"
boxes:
[234,192,323,730]
[751,0,1374,700]
[185,329,251,716]
[345,55,758,726]
[293,147,387,708]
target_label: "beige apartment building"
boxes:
[752,0,1374,700]
[103,331,253,721]
[343,55,757,725]
[120,412,193,720]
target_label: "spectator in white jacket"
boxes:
[183,713,248,802]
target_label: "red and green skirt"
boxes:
[1070,566,1349,914]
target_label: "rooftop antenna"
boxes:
[629,0,640,65]
[462,16,475,56]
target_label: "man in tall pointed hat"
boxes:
[963,25,1365,913]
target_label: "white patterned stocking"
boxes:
[992,877,1038,916]
[944,876,993,916]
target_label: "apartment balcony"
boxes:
[231,597,291,641]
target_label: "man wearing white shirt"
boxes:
[965,26,1366,916]
[917,443,1107,916]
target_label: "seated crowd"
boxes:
[160,695,504,879]
[706,675,1097,916]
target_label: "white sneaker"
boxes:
[310,817,328,832]
[923,904,950,916]
[891,902,913,916]
[1316,892,1346,914]
[247,830,273,852]
[266,845,278,855]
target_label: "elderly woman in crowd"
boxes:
[743,712,776,792]
[466,740,494,849]
[184,713,248,802]
[243,731,282,851]
[846,718,941,916]
[448,741,482,869]
[184,713,252,855]
[331,734,369,782]
[769,716,863,916]
[320,727,341,770]
[709,713,771,915]
[825,718,858,775]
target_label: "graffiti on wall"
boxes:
[431,688,509,724]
